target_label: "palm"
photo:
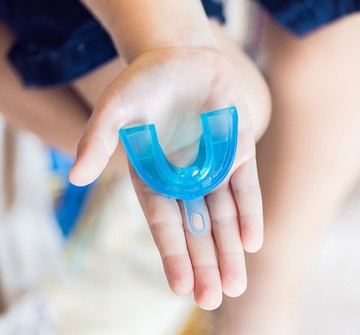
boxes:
[70,47,263,310]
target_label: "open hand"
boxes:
[69,46,263,310]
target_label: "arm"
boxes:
[79,0,216,63]
[70,0,265,310]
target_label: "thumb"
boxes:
[69,94,128,186]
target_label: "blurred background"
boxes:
[1,1,360,334]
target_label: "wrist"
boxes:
[120,25,217,64]
[81,0,217,64]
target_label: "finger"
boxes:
[69,88,129,186]
[130,168,194,296]
[182,206,223,311]
[206,184,247,298]
[231,153,264,253]
[69,61,145,186]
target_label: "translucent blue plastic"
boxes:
[119,106,238,235]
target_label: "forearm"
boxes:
[80,0,217,63]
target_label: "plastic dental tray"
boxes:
[119,106,238,235]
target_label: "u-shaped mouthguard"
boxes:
[119,106,238,235]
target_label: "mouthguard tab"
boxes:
[119,106,238,235]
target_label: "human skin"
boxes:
[69,0,267,310]
[215,13,360,334]
[3,2,360,332]
[0,0,271,310]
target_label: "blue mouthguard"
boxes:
[119,106,238,235]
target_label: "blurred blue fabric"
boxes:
[259,0,360,35]
[0,0,225,86]
[49,148,94,239]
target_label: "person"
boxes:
[1,0,359,333]
[215,2,360,334]
[0,0,270,313]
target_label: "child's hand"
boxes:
[69,46,263,310]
